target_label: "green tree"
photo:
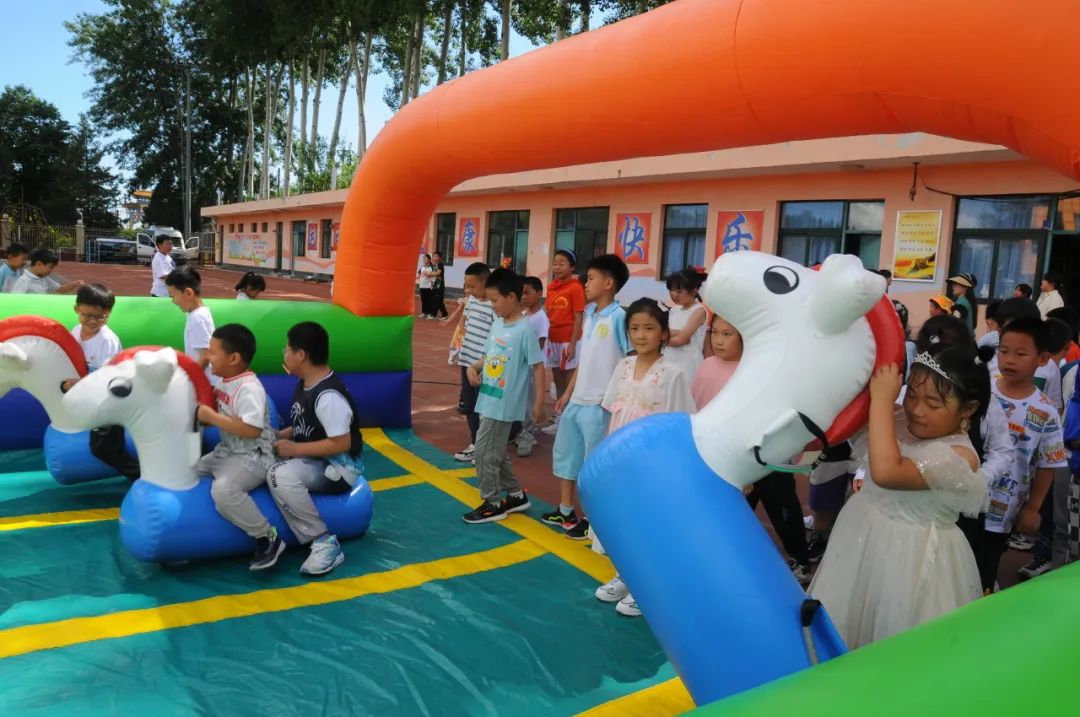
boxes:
[0,86,119,226]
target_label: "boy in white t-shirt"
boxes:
[515,275,550,457]
[60,283,140,481]
[196,324,282,570]
[151,235,176,297]
[982,319,1068,587]
[165,265,217,385]
[542,255,631,540]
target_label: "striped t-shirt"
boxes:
[458,296,496,366]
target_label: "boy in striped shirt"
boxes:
[454,262,496,463]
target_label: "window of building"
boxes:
[661,204,708,278]
[950,195,1052,300]
[554,207,609,265]
[261,222,268,233]
[487,210,530,272]
[320,219,332,259]
[435,213,455,265]
[228,223,234,233]
[778,200,884,269]
[291,220,306,258]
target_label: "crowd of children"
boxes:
[7,236,1079,644]
[445,254,1080,640]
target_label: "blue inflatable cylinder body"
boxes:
[43,426,139,485]
[578,412,847,706]
[42,400,282,485]
[120,476,374,563]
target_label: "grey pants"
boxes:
[1052,466,1072,567]
[475,417,521,503]
[267,458,351,544]
[199,450,276,539]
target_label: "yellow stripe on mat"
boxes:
[362,429,615,584]
[0,468,470,533]
[575,678,695,716]
[0,508,120,532]
[0,539,545,660]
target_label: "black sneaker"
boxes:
[807,532,828,563]
[502,492,531,515]
[565,518,591,541]
[462,501,507,524]
[541,509,578,528]
[1017,556,1052,581]
[249,529,286,571]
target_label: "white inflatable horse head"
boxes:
[691,252,887,489]
[0,316,87,432]
[61,347,212,490]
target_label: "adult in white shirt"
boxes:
[151,236,176,297]
[1036,273,1065,319]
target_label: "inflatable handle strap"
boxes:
[800,599,824,666]
[752,412,829,474]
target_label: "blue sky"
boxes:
[0,1,544,193]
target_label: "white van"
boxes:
[136,227,199,264]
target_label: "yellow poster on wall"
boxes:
[892,210,942,282]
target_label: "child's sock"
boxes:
[559,503,574,516]
[509,490,524,499]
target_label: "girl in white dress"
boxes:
[664,268,708,379]
[810,346,989,648]
[593,298,695,617]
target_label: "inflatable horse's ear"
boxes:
[133,348,178,395]
[0,343,30,371]
[808,255,887,336]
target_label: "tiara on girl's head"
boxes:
[912,351,952,383]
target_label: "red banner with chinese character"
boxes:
[457,217,480,257]
[614,213,651,264]
[714,210,764,259]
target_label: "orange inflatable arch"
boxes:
[335,0,1080,317]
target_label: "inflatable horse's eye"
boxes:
[763,266,800,295]
[108,378,132,398]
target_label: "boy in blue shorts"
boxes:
[541,254,630,539]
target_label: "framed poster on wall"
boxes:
[891,210,942,282]
[307,222,318,252]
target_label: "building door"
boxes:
[275,222,283,271]
[290,220,306,273]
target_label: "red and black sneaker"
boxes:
[462,500,507,524]
[565,518,591,541]
[501,492,531,515]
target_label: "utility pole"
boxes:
[183,69,193,238]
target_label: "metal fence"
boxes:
[2,223,78,253]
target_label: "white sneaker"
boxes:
[540,416,561,436]
[300,535,345,576]
[595,575,629,603]
[615,593,642,617]
[453,444,475,462]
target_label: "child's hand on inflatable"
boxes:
[868,364,903,404]
[196,404,216,425]
[60,378,77,393]
[274,439,300,458]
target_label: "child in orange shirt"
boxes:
[542,249,586,434]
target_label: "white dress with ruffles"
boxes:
[809,411,986,648]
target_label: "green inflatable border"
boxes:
[0,295,411,375]
[693,562,1080,715]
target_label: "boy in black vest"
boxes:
[269,322,364,576]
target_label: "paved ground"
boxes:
[57,259,1029,588]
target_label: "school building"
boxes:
[200,133,1080,326]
